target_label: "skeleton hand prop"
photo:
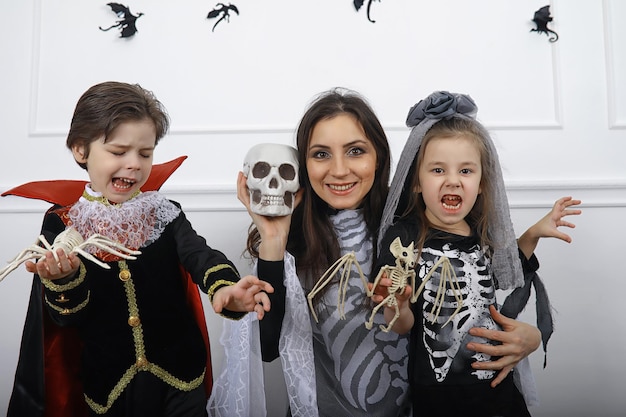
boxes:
[0,227,141,282]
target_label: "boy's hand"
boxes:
[25,248,80,281]
[212,275,274,319]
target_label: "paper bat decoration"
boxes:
[207,3,239,32]
[354,0,379,23]
[100,2,144,38]
[531,5,559,42]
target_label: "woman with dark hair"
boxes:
[208,88,543,417]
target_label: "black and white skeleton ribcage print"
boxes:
[311,209,410,416]
[418,241,499,383]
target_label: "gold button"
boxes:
[136,357,148,368]
[61,308,70,315]
[128,316,140,327]
[56,294,68,303]
[119,270,131,282]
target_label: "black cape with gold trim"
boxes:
[3,156,214,417]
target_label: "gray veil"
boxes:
[377,91,524,290]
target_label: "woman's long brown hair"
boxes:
[246,88,391,304]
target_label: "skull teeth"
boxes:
[261,195,288,205]
[251,190,293,207]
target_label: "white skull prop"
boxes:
[243,143,300,216]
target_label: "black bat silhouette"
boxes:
[354,0,379,23]
[100,3,144,38]
[207,3,239,32]
[531,5,559,42]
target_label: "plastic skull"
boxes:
[243,143,300,216]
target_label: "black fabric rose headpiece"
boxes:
[406,91,478,127]
[378,91,523,290]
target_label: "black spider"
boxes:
[207,3,239,32]
[99,3,143,38]
[531,5,559,42]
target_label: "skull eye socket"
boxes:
[252,162,271,178]
[279,164,296,181]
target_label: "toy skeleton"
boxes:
[366,237,416,331]
[0,227,141,282]
[307,251,368,323]
[308,236,464,333]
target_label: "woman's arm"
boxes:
[467,305,541,387]
[237,171,302,361]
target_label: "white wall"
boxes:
[1,1,625,416]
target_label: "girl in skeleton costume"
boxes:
[6,82,273,417]
[209,88,547,417]
[374,91,581,417]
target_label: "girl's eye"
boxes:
[111,151,124,156]
[460,168,472,175]
[432,168,443,174]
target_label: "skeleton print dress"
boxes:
[377,218,532,417]
[208,209,411,417]
[308,209,411,417]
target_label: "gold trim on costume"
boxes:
[84,363,206,414]
[206,278,235,303]
[40,262,86,292]
[203,264,238,287]
[81,189,141,207]
[45,290,90,314]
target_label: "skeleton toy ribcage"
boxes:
[418,240,499,383]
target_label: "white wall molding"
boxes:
[27,0,565,137]
[604,0,626,129]
[2,180,624,214]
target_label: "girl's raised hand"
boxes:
[518,196,582,259]
[534,196,582,243]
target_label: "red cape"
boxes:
[4,156,213,417]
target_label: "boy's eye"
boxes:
[140,153,152,159]
[111,151,124,156]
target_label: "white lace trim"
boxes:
[68,185,180,251]
[207,310,266,417]
[279,252,318,416]
[207,255,318,417]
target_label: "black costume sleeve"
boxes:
[257,259,285,362]
[38,210,91,327]
[170,204,245,320]
[171,205,240,289]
